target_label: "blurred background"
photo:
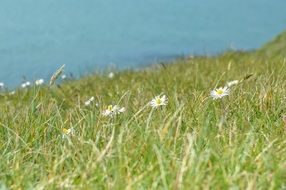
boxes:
[0,0,285,86]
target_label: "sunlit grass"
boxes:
[0,51,286,189]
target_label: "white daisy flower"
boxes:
[9,91,15,95]
[210,87,229,100]
[150,95,168,108]
[35,79,44,86]
[102,105,125,117]
[108,72,115,79]
[102,107,112,117]
[62,127,74,139]
[84,96,95,106]
[226,80,239,87]
[114,106,126,114]
[0,82,5,88]
[61,74,67,80]
[21,81,31,88]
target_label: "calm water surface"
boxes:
[0,0,285,86]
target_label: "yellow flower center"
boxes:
[62,128,68,134]
[155,98,162,105]
[216,89,224,95]
[107,105,113,111]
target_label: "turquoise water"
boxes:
[0,0,285,86]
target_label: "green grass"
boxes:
[257,30,286,59]
[1,31,286,190]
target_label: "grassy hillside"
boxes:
[0,31,286,189]
[257,30,286,59]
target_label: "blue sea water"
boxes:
[0,0,285,86]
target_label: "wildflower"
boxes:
[9,91,15,95]
[102,105,125,117]
[210,87,229,100]
[84,96,95,106]
[108,72,115,79]
[61,74,67,80]
[62,127,74,139]
[35,79,44,86]
[21,81,31,88]
[150,95,168,108]
[226,80,239,87]
[0,82,4,89]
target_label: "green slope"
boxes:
[0,30,286,189]
[257,30,286,58]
